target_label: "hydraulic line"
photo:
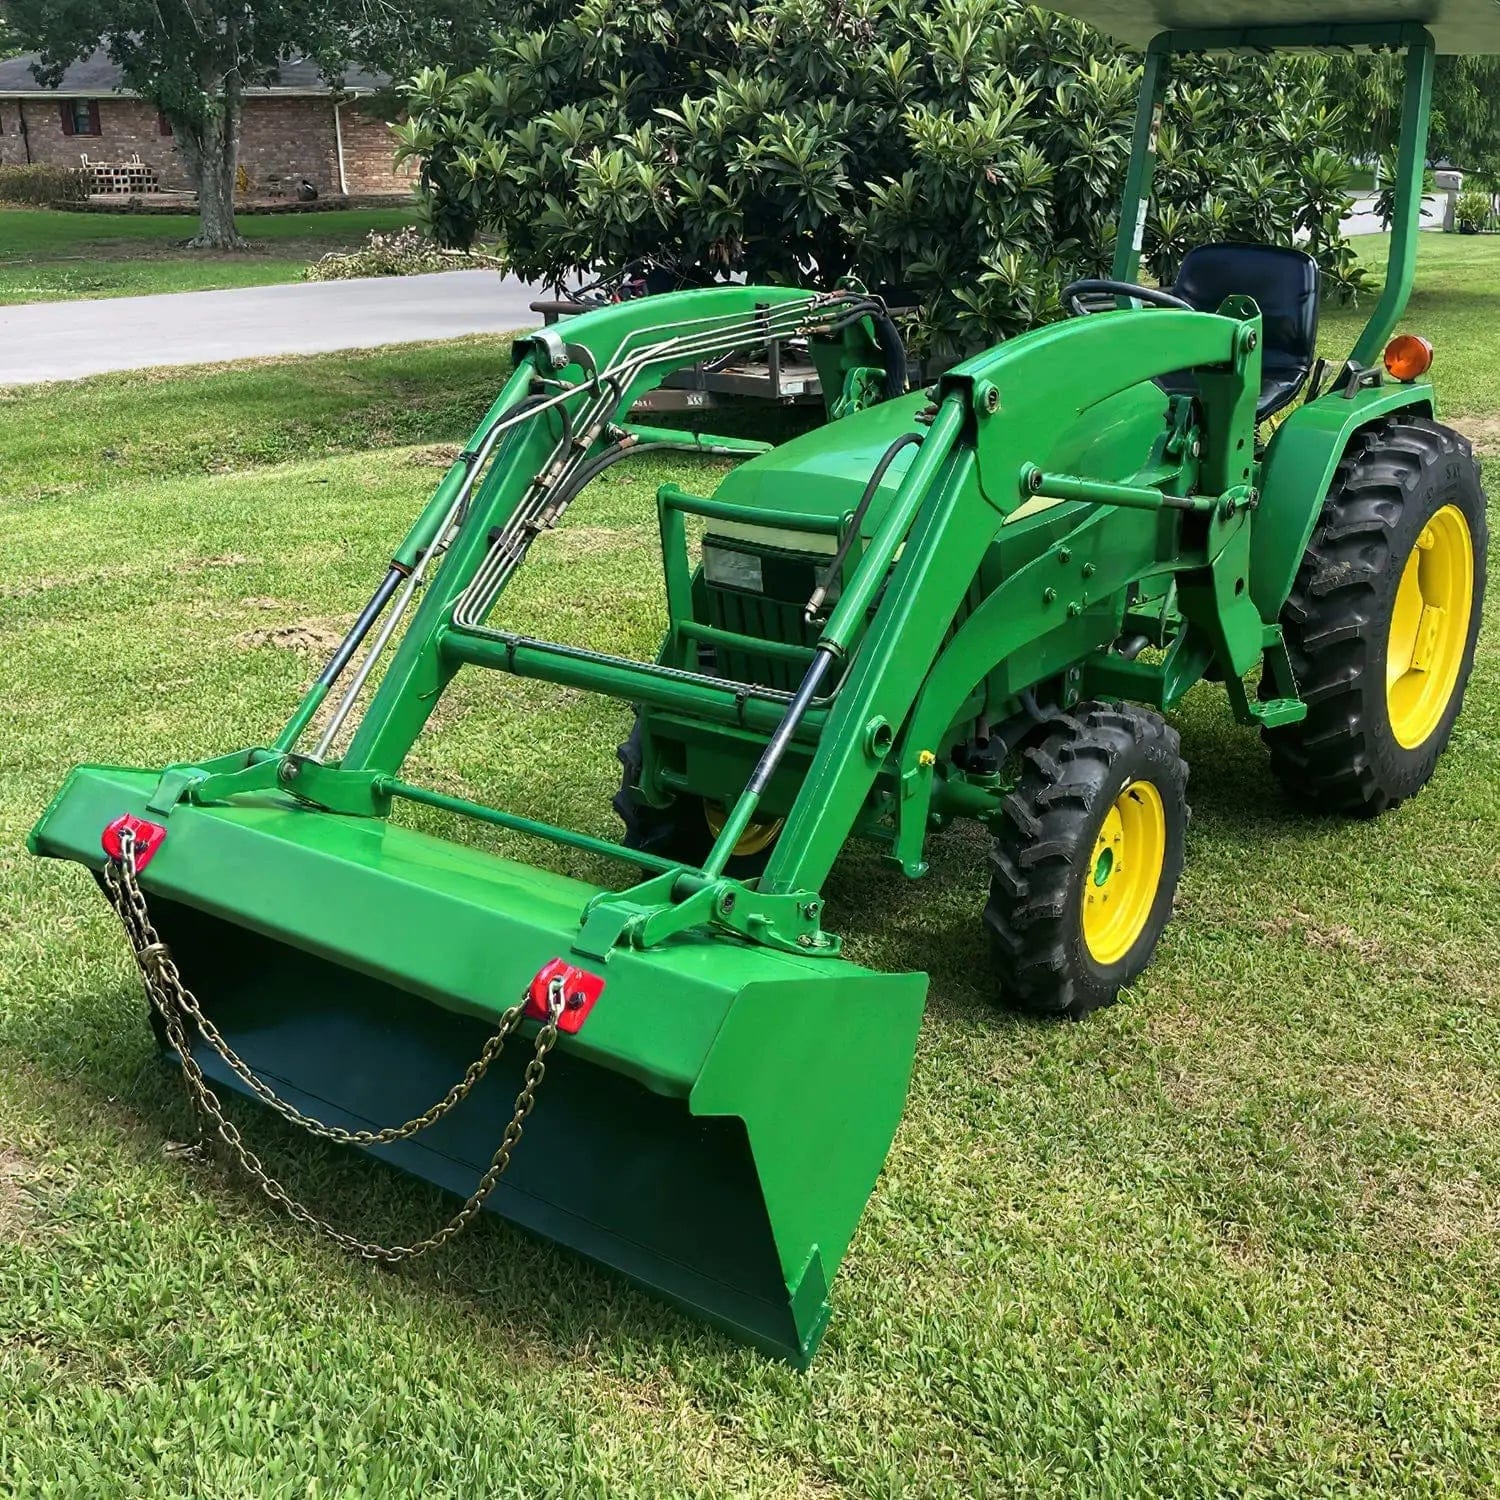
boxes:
[804,430,924,621]
[273,564,407,753]
[320,290,887,755]
[453,295,868,630]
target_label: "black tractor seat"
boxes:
[1158,242,1321,422]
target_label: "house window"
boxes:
[60,99,101,137]
[157,110,173,137]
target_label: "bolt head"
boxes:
[1043,587,1058,605]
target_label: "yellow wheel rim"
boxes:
[1386,504,1475,750]
[704,802,784,858]
[1082,780,1167,967]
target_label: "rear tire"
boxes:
[1264,415,1487,815]
[985,702,1189,1019]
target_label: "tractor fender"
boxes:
[1250,381,1435,622]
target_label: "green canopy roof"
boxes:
[1049,0,1500,52]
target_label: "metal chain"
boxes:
[100,825,562,1263]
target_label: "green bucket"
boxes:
[30,764,926,1363]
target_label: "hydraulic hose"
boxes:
[804,430,924,621]
[870,308,908,401]
[700,642,838,878]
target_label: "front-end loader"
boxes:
[30,0,1493,1363]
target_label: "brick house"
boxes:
[0,50,414,199]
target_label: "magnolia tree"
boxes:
[398,0,1365,355]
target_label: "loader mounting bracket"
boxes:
[155,751,394,818]
[574,871,838,961]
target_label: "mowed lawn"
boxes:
[2,237,1498,1495]
[0,205,419,305]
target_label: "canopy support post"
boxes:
[1111,36,1171,287]
[1348,32,1435,372]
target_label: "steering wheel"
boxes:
[1062,278,1195,318]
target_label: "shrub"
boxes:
[0,162,87,206]
[397,0,1367,357]
[1455,188,1493,233]
[303,225,499,281]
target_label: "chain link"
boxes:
[101,825,562,1263]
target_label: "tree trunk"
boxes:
[174,71,248,251]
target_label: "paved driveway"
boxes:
[1341,191,1444,236]
[0,269,547,386]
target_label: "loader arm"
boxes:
[756,302,1262,895]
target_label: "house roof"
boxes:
[0,48,391,99]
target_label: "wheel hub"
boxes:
[704,802,784,857]
[1082,780,1167,966]
[1386,504,1474,750]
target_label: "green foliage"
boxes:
[0,163,86,205]
[399,0,1365,355]
[1455,188,1495,234]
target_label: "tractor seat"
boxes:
[1158,243,1321,422]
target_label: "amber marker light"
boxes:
[1384,334,1434,381]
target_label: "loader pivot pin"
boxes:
[525,957,605,1034]
[101,814,166,872]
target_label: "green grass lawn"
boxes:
[0,205,420,305]
[2,236,1498,1495]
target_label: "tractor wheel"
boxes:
[1264,415,1487,815]
[613,719,781,879]
[984,702,1189,1019]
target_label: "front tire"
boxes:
[613,719,780,879]
[985,702,1190,1019]
[1265,415,1487,815]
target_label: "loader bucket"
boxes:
[30,764,926,1364]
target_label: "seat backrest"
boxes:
[1172,243,1320,373]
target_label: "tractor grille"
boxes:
[700,538,825,693]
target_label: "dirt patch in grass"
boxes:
[0,574,68,600]
[404,443,463,468]
[1452,414,1500,453]
[1361,1165,1500,1255]
[1457,413,1500,456]
[1253,907,1387,962]
[234,617,351,653]
[546,525,628,557]
[180,552,251,573]
[0,1146,41,1240]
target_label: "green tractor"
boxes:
[31,1,1492,1363]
